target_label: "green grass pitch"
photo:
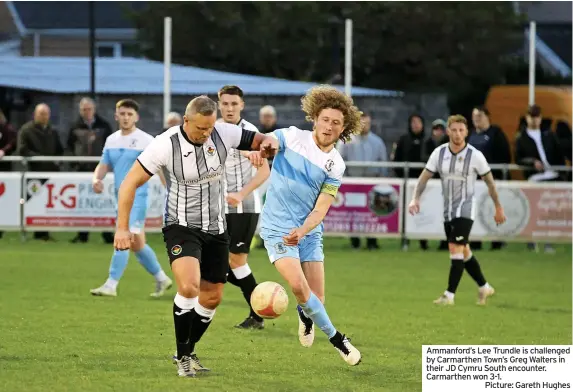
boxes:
[0,233,570,392]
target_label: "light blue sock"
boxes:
[135,244,162,276]
[299,292,337,339]
[108,250,130,281]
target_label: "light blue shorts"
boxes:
[260,228,324,264]
[116,204,147,234]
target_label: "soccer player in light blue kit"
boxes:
[90,99,172,297]
[254,86,362,365]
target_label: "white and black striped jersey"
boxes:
[223,119,262,214]
[425,143,491,221]
[137,124,256,235]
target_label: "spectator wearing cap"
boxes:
[425,119,449,251]
[424,119,448,159]
[515,104,567,254]
[338,113,388,250]
[469,105,511,251]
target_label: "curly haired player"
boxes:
[249,85,363,366]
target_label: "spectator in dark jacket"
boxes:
[0,109,17,172]
[17,103,63,241]
[469,106,512,180]
[67,98,114,244]
[18,103,63,172]
[67,97,113,172]
[515,105,566,182]
[392,113,428,250]
[469,105,511,251]
[515,104,567,254]
[424,119,447,160]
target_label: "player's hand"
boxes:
[494,206,506,225]
[408,199,420,215]
[0,150,5,159]
[246,151,264,168]
[283,227,305,246]
[92,179,104,194]
[534,160,544,172]
[114,229,134,251]
[226,192,244,207]
[260,137,279,159]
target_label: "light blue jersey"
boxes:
[260,127,345,263]
[101,128,154,231]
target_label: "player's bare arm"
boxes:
[481,171,506,225]
[283,192,335,246]
[226,158,270,207]
[408,169,434,215]
[92,163,109,194]
[114,162,152,250]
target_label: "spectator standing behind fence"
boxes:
[163,111,182,132]
[515,104,566,254]
[425,119,449,251]
[17,103,63,241]
[392,113,429,250]
[338,113,388,250]
[67,97,114,244]
[0,109,17,172]
[468,105,511,251]
[0,109,17,240]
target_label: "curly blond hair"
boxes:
[301,85,362,142]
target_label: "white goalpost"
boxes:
[344,19,353,97]
[163,16,172,127]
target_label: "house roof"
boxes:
[0,56,401,97]
[11,1,145,30]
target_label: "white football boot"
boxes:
[477,286,495,306]
[150,277,173,298]
[90,285,117,297]
[175,355,196,378]
[330,333,361,366]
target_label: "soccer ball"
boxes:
[250,281,289,319]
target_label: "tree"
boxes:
[129,2,523,93]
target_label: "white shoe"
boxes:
[433,294,454,305]
[176,355,196,378]
[90,285,117,297]
[150,278,173,298]
[477,286,495,306]
[330,333,361,366]
[298,315,315,348]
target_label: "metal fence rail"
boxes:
[0,156,571,244]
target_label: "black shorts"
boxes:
[162,224,230,284]
[226,213,259,254]
[444,218,473,245]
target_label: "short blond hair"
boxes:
[447,114,468,128]
[301,85,362,142]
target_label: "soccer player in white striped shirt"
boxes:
[408,115,506,305]
[113,96,278,377]
[218,85,270,329]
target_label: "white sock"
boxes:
[154,270,169,282]
[104,278,119,290]
[174,293,197,310]
[444,291,455,299]
[195,303,216,322]
[480,282,491,289]
[231,264,252,280]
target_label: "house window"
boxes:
[96,42,122,58]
